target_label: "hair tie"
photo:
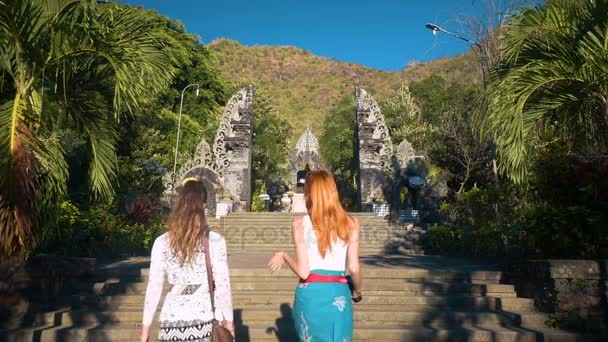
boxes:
[181,177,200,186]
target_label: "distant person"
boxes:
[268,170,363,342]
[141,178,234,342]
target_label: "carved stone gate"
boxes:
[355,86,394,210]
[163,85,254,216]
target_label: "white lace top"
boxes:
[142,231,233,326]
[302,215,349,272]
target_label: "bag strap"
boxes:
[203,231,217,315]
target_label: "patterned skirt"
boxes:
[158,319,213,342]
[293,269,353,342]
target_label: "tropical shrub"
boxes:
[36,201,166,257]
[428,203,608,259]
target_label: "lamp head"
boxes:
[196,87,200,97]
[425,23,440,31]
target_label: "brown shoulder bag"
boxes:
[203,232,234,342]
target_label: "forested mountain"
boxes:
[209,38,481,138]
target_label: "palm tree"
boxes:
[0,0,176,257]
[477,0,608,184]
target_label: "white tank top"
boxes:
[302,215,348,272]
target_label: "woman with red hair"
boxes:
[268,170,362,341]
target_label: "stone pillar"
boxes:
[214,85,255,211]
[355,86,394,211]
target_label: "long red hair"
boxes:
[305,170,355,257]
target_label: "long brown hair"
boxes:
[305,170,355,257]
[167,178,208,265]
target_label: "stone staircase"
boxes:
[215,212,426,255]
[0,213,594,341]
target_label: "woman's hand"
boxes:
[351,290,362,303]
[140,325,150,342]
[223,320,235,337]
[268,252,285,273]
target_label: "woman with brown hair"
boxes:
[141,177,234,342]
[268,170,363,341]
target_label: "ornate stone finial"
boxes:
[163,139,218,193]
[290,126,322,188]
[397,139,416,169]
[355,88,394,172]
[213,86,254,174]
[295,126,320,155]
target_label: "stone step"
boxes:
[2,323,565,342]
[94,267,503,282]
[224,245,419,254]
[74,290,533,311]
[225,212,377,216]
[222,236,415,244]
[33,308,521,327]
[214,226,403,234]
[219,215,391,220]
[82,281,517,303]
[218,221,396,227]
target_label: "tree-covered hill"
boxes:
[208,38,481,138]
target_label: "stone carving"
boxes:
[289,125,322,188]
[163,85,255,214]
[162,140,219,195]
[213,86,254,173]
[355,87,393,171]
[355,86,394,210]
[396,139,416,169]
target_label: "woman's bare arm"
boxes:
[347,217,362,293]
[268,217,310,279]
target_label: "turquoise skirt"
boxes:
[293,269,354,342]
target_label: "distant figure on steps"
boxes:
[141,177,234,342]
[268,170,363,342]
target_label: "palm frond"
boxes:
[0,99,36,257]
[50,2,176,118]
[477,0,608,184]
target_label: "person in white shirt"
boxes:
[141,177,234,341]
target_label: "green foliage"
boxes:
[119,12,229,172]
[0,0,176,257]
[515,205,607,259]
[430,184,608,259]
[382,84,437,150]
[442,185,523,229]
[36,201,166,257]
[530,144,608,208]
[251,180,268,212]
[251,86,293,195]
[476,0,608,184]
[128,108,209,169]
[382,77,493,193]
[427,223,526,258]
[319,93,357,209]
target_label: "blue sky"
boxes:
[126,0,538,71]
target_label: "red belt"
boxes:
[300,273,348,284]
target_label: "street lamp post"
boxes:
[172,83,200,191]
[425,23,498,187]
